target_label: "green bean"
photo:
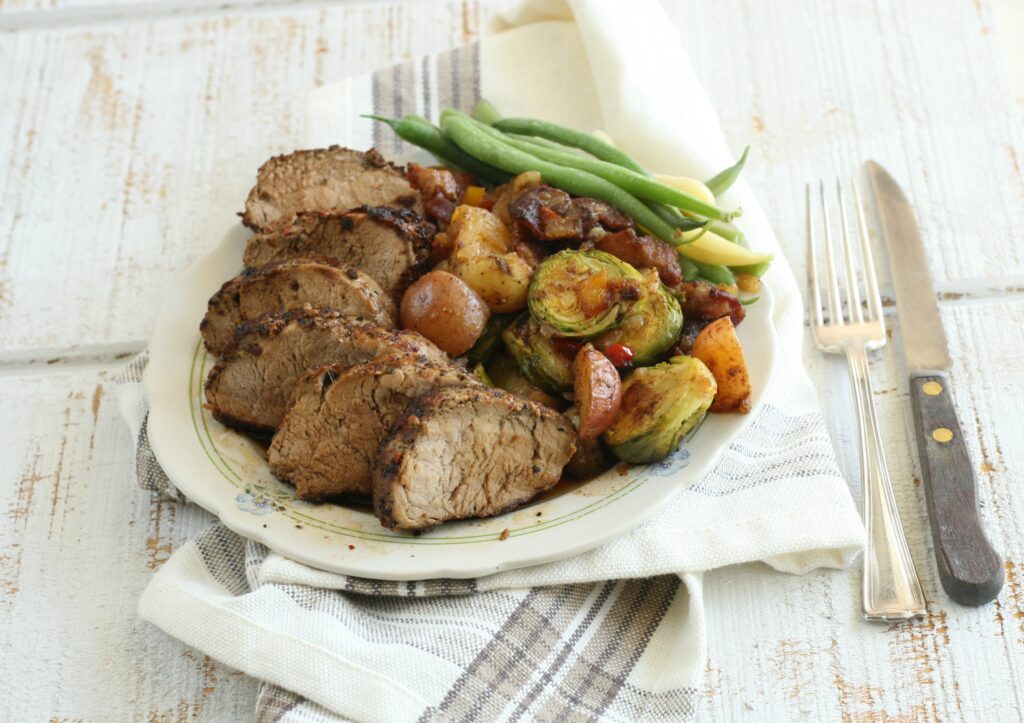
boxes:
[705,145,749,197]
[494,117,648,174]
[707,220,746,246]
[364,114,508,186]
[440,110,683,244]
[472,99,503,125]
[679,255,700,282]
[471,118,739,221]
[731,261,771,277]
[502,132,705,233]
[691,260,736,286]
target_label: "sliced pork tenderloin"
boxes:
[373,385,577,531]
[242,146,421,230]
[268,355,471,501]
[200,257,396,356]
[204,307,446,437]
[243,206,435,301]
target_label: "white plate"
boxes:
[145,224,777,580]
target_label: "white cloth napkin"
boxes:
[125,1,866,720]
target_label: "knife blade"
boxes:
[866,162,952,373]
[866,160,1003,606]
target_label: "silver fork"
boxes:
[807,180,927,622]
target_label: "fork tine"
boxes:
[819,180,844,324]
[836,180,863,323]
[852,179,884,329]
[806,184,825,329]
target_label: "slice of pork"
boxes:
[373,385,577,531]
[204,307,446,437]
[200,257,396,356]
[243,206,435,301]
[241,146,421,230]
[268,355,471,501]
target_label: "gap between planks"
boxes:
[0,277,1020,377]
[0,0,400,32]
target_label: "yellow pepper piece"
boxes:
[462,186,486,207]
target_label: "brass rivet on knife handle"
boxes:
[922,381,943,396]
[931,428,953,443]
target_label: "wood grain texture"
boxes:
[705,303,1024,721]
[0,0,479,354]
[0,369,261,721]
[0,0,1023,720]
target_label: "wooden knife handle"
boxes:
[909,371,1003,605]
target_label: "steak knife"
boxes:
[867,161,1003,606]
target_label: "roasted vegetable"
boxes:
[563,406,615,479]
[595,270,683,366]
[446,205,533,313]
[690,317,751,413]
[501,313,574,392]
[603,355,716,463]
[572,344,623,440]
[485,353,566,410]
[400,270,490,357]
[528,249,643,337]
[463,312,515,365]
[471,362,494,386]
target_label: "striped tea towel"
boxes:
[119,1,866,720]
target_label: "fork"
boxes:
[807,180,927,622]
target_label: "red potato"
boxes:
[400,270,490,357]
[572,343,623,440]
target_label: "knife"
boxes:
[866,161,1003,606]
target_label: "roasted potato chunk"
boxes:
[447,205,532,313]
[450,252,532,313]
[690,317,751,413]
[572,344,622,440]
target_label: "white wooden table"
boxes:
[2,0,1023,720]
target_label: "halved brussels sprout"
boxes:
[502,313,574,392]
[471,362,494,387]
[595,270,683,366]
[603,355,716,463]
[528,249,644,338]
[463,312,516,366]
[485,352,566,410]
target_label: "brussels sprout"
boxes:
[471,362,494,386]
[528,249,644,338]
[595,271,683,366]
[485,353,566,410]
[603,356,716,463]
[501,313,574,392]
[463,312,516,365]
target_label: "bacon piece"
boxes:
[406,163,472,224]
[508,184,634,244]
[594,228,682,286]
[673,280,745,326]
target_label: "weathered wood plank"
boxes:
[705,299,1024,721]
[0,0,480,354]
[0,368,260,721]
[1,0,1023,355]
[670,0,1024,291]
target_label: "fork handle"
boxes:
[847,348,927,621]
[909,371,1003,606]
